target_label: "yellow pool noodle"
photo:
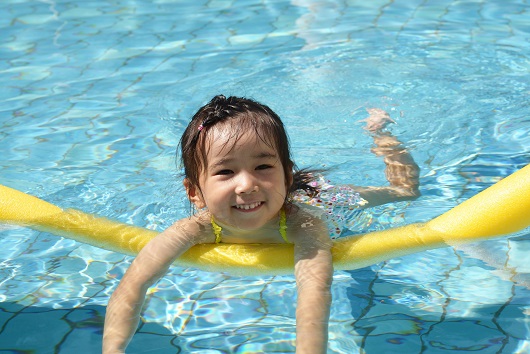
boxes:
[1,164,529,276]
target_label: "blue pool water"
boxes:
[1,0,530,352]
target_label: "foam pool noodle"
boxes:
[1,164,529,276]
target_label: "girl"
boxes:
[103,95,420,353]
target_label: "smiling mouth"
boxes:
[234,202,263,211]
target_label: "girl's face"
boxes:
[186,125,290,231]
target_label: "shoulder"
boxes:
[128,212,214,280]
[286,203,332,249]
[158,211,215,246]
[286,203,327,229]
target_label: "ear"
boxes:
[286,161,294,190]
[183,178,206,209]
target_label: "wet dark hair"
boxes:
[178,95,319,200]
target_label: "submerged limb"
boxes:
[103,215,211,353]
[353,108,421,208]
[292,214,333,354]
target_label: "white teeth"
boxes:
[235,202,262,210]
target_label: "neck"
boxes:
[211,208,287,243]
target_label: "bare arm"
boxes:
[102,215,211,353]
[292,216,333,354]
[353,108,421,207]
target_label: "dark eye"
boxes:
[256,164,273,170]
[215,169,233,176]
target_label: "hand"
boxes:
[362,108,396,133]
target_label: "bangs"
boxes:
[201,113,280,163]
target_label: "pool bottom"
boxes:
[1,242,529,354]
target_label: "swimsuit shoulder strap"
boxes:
[279,208,288,243]
[211,215,223,243]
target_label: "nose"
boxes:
[235,172,259,194]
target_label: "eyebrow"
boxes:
[209,152,278,169]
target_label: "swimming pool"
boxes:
[1,0,529,352]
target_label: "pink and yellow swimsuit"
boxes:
[292,174,367,239]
